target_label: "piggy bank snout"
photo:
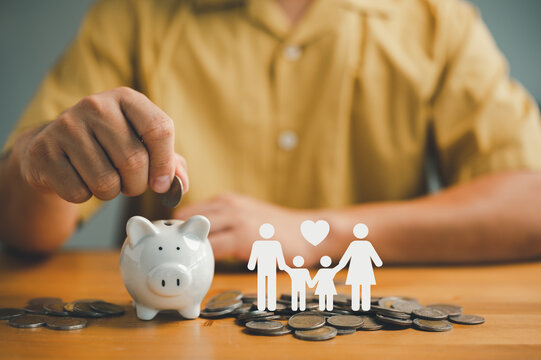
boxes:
[147,263,191,297]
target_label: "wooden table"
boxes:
[0,251,540,360]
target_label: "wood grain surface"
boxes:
[0,251,540,360]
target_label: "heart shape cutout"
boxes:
[300,220,330,246]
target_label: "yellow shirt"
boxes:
[4,0,541,221]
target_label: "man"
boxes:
[1,0,540,264]
[247,224,287,310]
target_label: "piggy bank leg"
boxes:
[135,303,159,320]
[179,304,200,319]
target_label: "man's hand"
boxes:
[12,87,189,203]
[173,193,318,265]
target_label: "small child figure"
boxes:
[283,256,312,311]
[308,256,340,311]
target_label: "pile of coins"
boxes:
[200,291,485,341]
[0,297,125,331]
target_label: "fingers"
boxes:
[84,97,149,196]
[55,115,121,201]
[24,138,91,203]
[115,87,175,193]
[21,87,190,204]
[46,157,92,203]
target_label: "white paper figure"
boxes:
[283,256,312,311]
[308,256,341,311]
[247,223,287,311]
[337,223,383,311]
[300,220,330,246]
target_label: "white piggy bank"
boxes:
[119,215,214,320]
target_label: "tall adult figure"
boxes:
[247,223,287,311]
[337,223,383,311]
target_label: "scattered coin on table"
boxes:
[0,297,126,332]
[46,317,88,331]
[43,302,70,316]
[294,326,338,341]
[288,313,326,330]
[8,314,48,328]
[326,315,364,329]
[0,308,25,320]
[245,320,284,335]
[28,297,63,306]
[199,291,485,341]
[413,318,453,332]
[448,314,485,325]
[412,307,448,320]
[427,304,463,317]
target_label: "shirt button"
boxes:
[283,45,302,61]
[277,131,298,151]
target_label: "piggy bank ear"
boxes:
[126,216,159,249]
[179,215,210,250]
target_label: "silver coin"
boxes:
[449,314,485,325]
[358,316,384,331]
[28,297,63,306]
[232,303,253,315]
[241,294,258,303]
[294,326,338,341]
[46,317,88,331]
[8,314,48,328]
[413,318,453,332]
[159,175,183,208]
[288,313,325,330]
[246,326,292,336]
[90,301,125,316]
[236,310,274,320]
[24,304,48,315]
[0,308,25,320]
[372,305,411,319]
[72,302,108,318]
[427,304,463,317]
[334,294,352,306]
[335,328,356,335]
[375,313,412,326]
[200,308,237,318]
[205,298,243,312]
[327,315,364,329]
[44,302,70,316]
[412,307,448,320]
[378,296,403,308]
[391,299,423,314]
[209,290,243,304]
[245,320,284,333]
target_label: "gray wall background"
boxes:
[1,0,540,249]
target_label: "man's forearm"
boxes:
[322,172,541,264]
[0,138,78,254]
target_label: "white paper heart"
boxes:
[300,220,330,246]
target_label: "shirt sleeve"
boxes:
[2,0,138,223]
[431,1,541,187]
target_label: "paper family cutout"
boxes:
[247,222,383,312]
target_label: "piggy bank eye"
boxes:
[158,246,163,251]
[176,247,180,251]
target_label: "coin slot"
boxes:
[177,279,180,286]
[161,280,165,287]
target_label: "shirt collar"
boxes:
[192,0,394,43]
